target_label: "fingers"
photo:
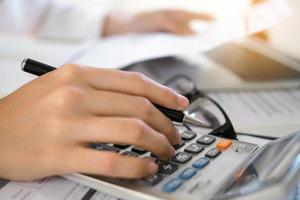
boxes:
[81,90,181,145]
[68,149,158,178]
[82,67,189,110]
[170,10,213,21]
[157,17,194,35]
[158,10,214,35]
[55,64,188,111]
[162,21,194,35]
[51,65,183,146]
[71,117,175,159]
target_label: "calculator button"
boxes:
[192,157,209,169]
[179,167,197,180]
[113,144,130,149]
[205,148,221,158]
[172,141,185,150]
[181,130,196,141]
[142,174,163,186]
[121,151,138,157]
[184,143,204,154]
[171,152,192,164]
[163,179,183,193]
[92,144,119,153]
[197,135,216,145]
[216,140,232,151]
[132,147,147,154]
[159,162,179,174]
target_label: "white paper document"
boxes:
[0,174,299,200]
[208,88,300,137]
[0,177,119,200]
[75,0,292,68]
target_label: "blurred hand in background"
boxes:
[103,10,212,37]
[1,0,212,41]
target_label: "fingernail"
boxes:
[178,95,189,108]
[148,162,158,174]
[169,145,175,157]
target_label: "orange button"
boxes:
[216,139,232,151]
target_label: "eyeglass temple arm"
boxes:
[186,91,237,140]
[206,96,237,140]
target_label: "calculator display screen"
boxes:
[218,132,300,198]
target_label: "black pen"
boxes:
[21,58,210,127]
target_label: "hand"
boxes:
[0,64,189,181]
[102,9,212,37]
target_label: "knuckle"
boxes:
[130,72,150,94]
[158,133,169,145]
[129,119,147,142]
[100,153,118,174]
[156,134,170,155]
[131,72,147,82]
[52,86,84,109]
[138,97,154,118]
[60,64,86,82]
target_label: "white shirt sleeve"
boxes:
[0,0,108,41]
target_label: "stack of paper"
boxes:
[208,88,300,137]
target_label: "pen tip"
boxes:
[183,114,211,128]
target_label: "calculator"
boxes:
[63,122,261,200]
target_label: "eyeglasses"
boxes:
[164,75,237,140]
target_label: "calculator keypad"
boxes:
[89,126,258,199]
[142,174,163,186]
[216,139,232,151]
[184,143,204,154]
[192,157,210,169]
[181,130,196,141]
[172,141,185,150]
[171,152,192,164]
[205,148,221,158]
[178,167,197,180]
[159,162,179,174]
[197,135,216,145]
[163,179,183,193]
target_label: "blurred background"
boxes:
[67,0,300,61]
[1,0,299,136]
